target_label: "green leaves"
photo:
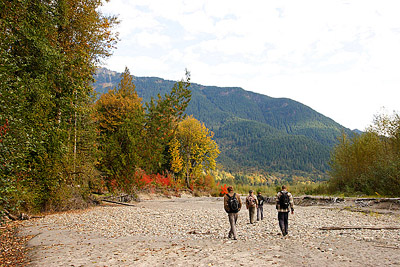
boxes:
[0,0,118,212]
[329,112,400,196]
[95,67,144,187]
[142,70,191,174]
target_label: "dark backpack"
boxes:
[257,195,264,206]
[279,191,290,209]
[227,193,239,213]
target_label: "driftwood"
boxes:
[102,194,138,203]
[355,198,400,202]
[3,209,18,221]
[319,226,400,230]
[1,209,43,221]
[101,199,136,207]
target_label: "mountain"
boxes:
[352,129,364,135]
[93,68,353,180]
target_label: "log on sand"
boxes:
[101,199,136,207]
[319,226,400,230]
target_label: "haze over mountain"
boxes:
[94,68,354,180]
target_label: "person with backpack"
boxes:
[276,185,294,236]
[224,186,242,240]
[246,190,258,224]
[256,191,265,221]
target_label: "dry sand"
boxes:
[22,195,400,266]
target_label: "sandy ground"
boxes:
[22,196,400,266]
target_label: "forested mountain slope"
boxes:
[94,68,353,179]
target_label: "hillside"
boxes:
[93,68,353,179]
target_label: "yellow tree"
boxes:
[171,116,220,188]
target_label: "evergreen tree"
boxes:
[95,67,144,192]
[142,70,191,174]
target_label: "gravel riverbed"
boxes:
[22,196,400,266]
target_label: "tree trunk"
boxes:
[186,153,190,188]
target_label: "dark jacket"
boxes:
[257,194,264,206]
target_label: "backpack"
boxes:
[247,195,257,207]
[227,193,239,213]
[257,195,264,206]
[279,191,290,209]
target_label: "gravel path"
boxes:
[22,196,400,266]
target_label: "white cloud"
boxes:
[100,0,400,130]
[134,31,171,48]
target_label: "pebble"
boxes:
[30,198,400,246]
[25,197,400,266]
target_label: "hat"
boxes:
[249,190,253,193]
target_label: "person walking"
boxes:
[256,191,265,221]
[224,186,242,240]
[246,190,258,224]
[275,185,294,236]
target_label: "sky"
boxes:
[100,0,400,131]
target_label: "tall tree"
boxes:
[142,70,191,174]
[95,67,144,190]
[0,0,118,211]
[171,116,220,188]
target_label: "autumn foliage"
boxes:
[0,0,220,215]
[170,116,220,188]
[93,68,220,195]
[220,184,229,195]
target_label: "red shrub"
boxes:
[141,173,153,186]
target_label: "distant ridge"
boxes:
[93,68,353,180]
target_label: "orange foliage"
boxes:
[139,172,174,189]
[220,184,228,195]
[95,68,143,134]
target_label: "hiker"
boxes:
[224,186,242,240]
[256,191,265,221]
[275,185,294,236]
[246,190,258,224]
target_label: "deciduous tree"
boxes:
[0,0,118,211]
[171,116,220,188]
[329,111,400,196]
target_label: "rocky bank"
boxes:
[22,195,400,266]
